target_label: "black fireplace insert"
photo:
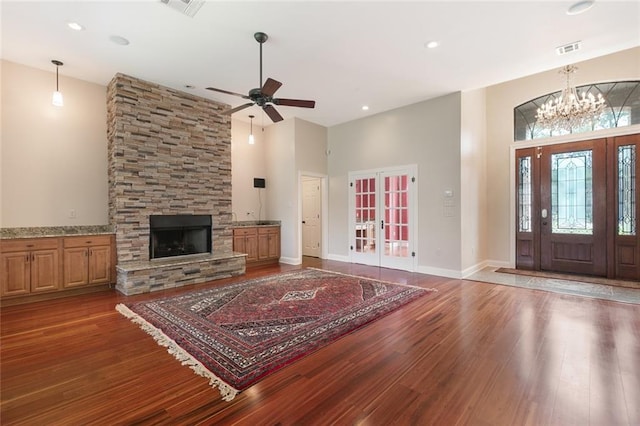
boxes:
[149,215,212,260]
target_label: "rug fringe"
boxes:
[115,303,240,401]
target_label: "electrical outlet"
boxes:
[68,209,77,219]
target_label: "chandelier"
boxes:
[536,65,606,131]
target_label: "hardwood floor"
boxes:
[1,258,638,425]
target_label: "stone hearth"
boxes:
[107,73,244,295]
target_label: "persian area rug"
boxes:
[116,268,434,401]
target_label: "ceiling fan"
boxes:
[206,32,316,123]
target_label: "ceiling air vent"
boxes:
[556,41,581,55]
[160,0,204,18]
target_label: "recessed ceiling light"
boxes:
[67,22,84,31]
[362,105,369,111]
[567,1,594,15]
[109,35,130,46]
[425,41,439,49]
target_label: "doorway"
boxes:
[515,133,639,280]
[349,165,417,271]
[302,176,322,257]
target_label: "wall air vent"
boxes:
[160,0,204,18]
[556,41,581,55]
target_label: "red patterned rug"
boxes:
[116,268,434,401]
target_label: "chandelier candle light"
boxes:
[536,65,606,132]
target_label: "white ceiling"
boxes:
[2,1,639,127]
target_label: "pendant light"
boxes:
[51,60,64,107]
[248,114,255,144]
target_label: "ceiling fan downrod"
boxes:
[254,32,268,89]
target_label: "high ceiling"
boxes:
[2,1,639,127]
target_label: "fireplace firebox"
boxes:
[149,215,212,260]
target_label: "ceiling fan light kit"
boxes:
[206,32,316,123]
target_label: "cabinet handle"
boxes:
[31,254,35,262]
[25,254,29,262]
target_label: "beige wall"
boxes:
[485,47,640,265]
[460,88,488,273]
[263,117,327,263]
[231,118,268,221]
[327,93,462,275]
[1,60,108,227]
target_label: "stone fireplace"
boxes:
[107,73,245,295]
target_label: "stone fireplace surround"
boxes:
[107,73,245,295]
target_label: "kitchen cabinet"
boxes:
[63,235,112,288]
[1,238,60,296]
[233,225,280,266]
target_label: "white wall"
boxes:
[485,47,640,265]
[1,60,108,227]
[265,118,297,260]
[231,118,268,221]
[327,93,462,274]
[460,88,488,273]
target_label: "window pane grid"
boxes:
[354,178,376,253]
[551,150,593,235]
[618,145,636,236]
[518,156,532,232]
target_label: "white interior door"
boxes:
[302,177,322,257]
[349,166,416,271]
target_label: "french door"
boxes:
[349,166,417,271]
[516,134,639,280]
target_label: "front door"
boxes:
[516,134,639,280]
[540,140,607,275]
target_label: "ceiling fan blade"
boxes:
[206,87,250,99]
[263,105,283,122]
[221,102,254,115]
[273,98,316,109]
[261,78,282,97]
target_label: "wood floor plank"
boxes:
[1,258,638,425]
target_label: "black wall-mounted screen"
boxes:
[253,178,266,188]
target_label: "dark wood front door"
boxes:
[515,133,639,280]
[539,140,607,276]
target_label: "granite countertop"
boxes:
[232,220,281,227]
[0,225,114,240]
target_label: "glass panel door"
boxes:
[350,173,378,266]
[540,140,607,276]
[349,166,416,271]
[380,171,415,270]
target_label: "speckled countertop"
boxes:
[0,225,114,240]
[232,220,281,227]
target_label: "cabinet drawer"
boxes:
[1,238,59,253]
[258,226,279,235]
[63,235,112,248]
[233,228,257,237]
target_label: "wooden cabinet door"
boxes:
[258,231,271,260]
[258,227,280,260]
[30,249,60,293]
[245,234,258,262]
[88,246,111,285]
[1,251,30,296]
[64,248,89,288]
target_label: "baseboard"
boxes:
[327,253,350,263]
[485,259,512,269]
[415,265,462,279]
[279,256,301,265]
[461,260,490,278]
